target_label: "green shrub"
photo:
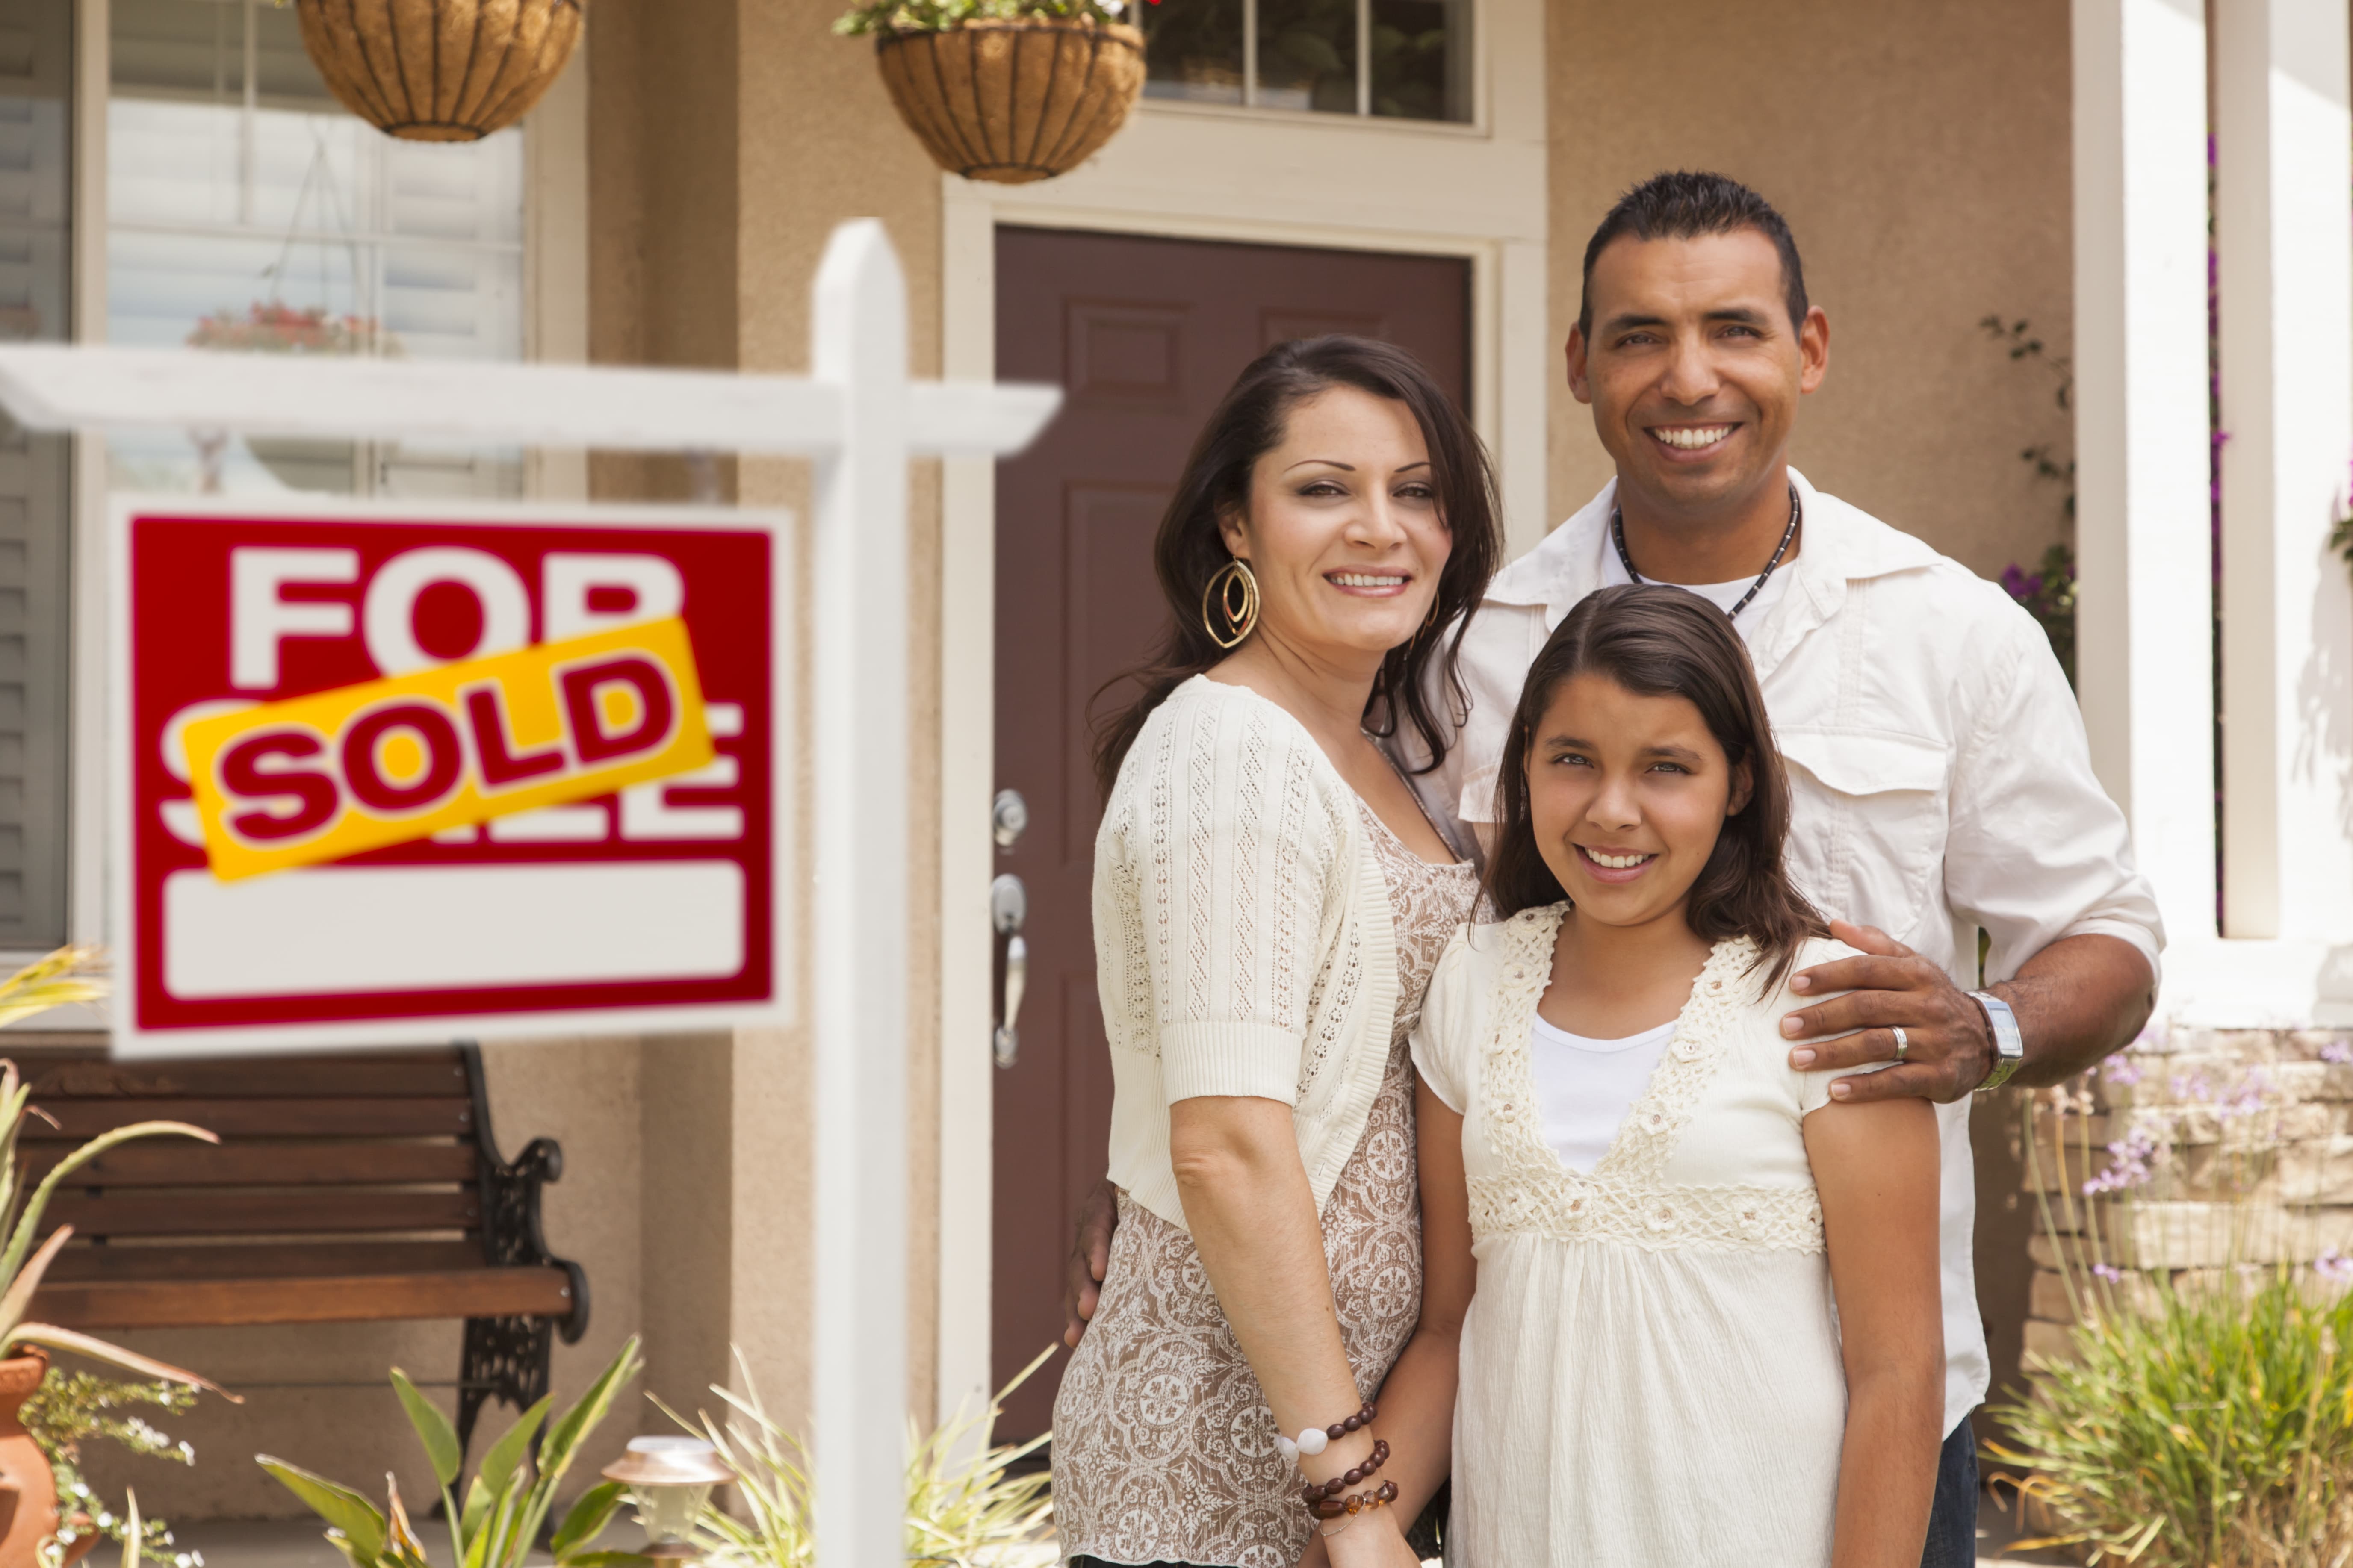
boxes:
[1988,1269,2353,1565]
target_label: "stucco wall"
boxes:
[1546,0,2077,581]
[587,0,950,1447]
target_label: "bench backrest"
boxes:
[15,1046,491,1265]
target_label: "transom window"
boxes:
[1140,0,1473,123]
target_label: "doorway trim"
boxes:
[932,0,1549,1421]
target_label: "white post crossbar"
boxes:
[0,218,1060,1568]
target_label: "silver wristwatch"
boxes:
[1969,990,2024,1093]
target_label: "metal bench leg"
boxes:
[457,1314,557,1460]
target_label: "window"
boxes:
[1140,0,1473,123]
[109,0,526,498]
[0,0,70,951]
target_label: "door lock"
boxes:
[992,789,1029,849]
[991,872,1027,1068]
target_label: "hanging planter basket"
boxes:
[874,18,1144,184]
[288,0,587,143]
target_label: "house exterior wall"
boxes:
[1546,0,2078,581]
[587,0,951,1448]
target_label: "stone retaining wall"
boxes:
[2019,1026,2353,1364]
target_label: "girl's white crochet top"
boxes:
[1093,674,1402,1230]
[1409,907,1893,1566]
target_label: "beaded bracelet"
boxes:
[1273,1401,1378,1464]
[1311,1479,1399,1536]
[1299,1439,1389,1503]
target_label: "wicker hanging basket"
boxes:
[289,0,587,142]
[874,18,1144,184]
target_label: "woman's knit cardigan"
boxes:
[1093,675,1400,1231]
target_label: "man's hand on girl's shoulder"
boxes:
[1779,920,1995,1104]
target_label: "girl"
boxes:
[1398,584,1944,1565]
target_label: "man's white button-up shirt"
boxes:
[1414,469,2166,1435]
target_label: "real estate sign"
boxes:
[113,494,788,1056]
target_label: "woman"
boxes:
[1051,336,1500,1568]
[1400,586,1944,1565]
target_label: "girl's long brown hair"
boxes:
[1485,584,1827,989]
[1092,335,1502,797]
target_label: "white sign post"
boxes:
[0,219,1057,1568]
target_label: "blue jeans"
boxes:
[1920,1411,1981,1568]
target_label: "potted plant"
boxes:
[836,0,1146,184]
[0,951,230,1568]
[276,0,585,143]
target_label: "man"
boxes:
[1066,171,2162,1568]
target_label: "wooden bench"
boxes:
[13,1043,587,1453]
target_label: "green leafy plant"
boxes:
[0,948,106,1030]
[0,1053,228,1393]
[257,1335,648,1568]
[1981,315,2081,688]
[664,1345,1056,1566]
[30,1373,201,1568]
[834,0,1126,38]
[1989,1270,2353,1564]
[1986,1060,2353,1564]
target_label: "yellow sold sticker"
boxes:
[183,617,714,881]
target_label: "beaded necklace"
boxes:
[1611,482,1801,620]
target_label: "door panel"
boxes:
[991,226,1470,1440]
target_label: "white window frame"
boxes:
[930,0,1544,1422]
[1140,0,1486,130]
[47,0,588,989]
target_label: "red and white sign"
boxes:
[112,494,787,1055]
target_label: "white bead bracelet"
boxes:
[1273,1427,1329,1464]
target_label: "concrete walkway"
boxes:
[171,1503,2079,1567]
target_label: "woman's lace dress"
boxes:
[1053,802,1478,1568]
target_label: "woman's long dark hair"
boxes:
[1092,335,1502,797]
[1485,584,1826,988]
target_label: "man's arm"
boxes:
[1782,593,2162,1102]
[1779,920,2155,1102]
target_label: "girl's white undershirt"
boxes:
[1527,1015,1678,1172]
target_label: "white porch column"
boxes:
[2072,0,2220,949]
[2214,0,2353,944]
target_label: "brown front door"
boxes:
[989,226,1470,1441]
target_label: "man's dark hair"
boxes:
[1577,171,1810,338]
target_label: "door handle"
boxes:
[991,872,1027,1068]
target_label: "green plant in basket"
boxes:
[662,1344,1056,1566]
[834,0,1126,37]
[258,1335,649,1568]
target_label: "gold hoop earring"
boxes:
[1202,558,1261,650]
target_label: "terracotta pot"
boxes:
[0,1350,53,1568]
[289,0,586,143]
[874,19,1145,184]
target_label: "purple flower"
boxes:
[2320,1249,2353,1286]
[2102,1054,2143,1087]
[2092,1263,2123,1284]
[2001,564,2044,603]
[2323,1043,2353,1066]
[2084,1125,2161,1196]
